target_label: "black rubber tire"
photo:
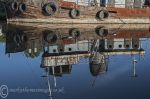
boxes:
[96,10,109,20]
[11,1,18,11]
[104,10,109,18]
[20,33,27,43]
[13,34,21,45]
[19,3,27,13]
[69,9,80,19]
[43,1,58,16]
[69,28,81,38]
[43,30,58,43]
[95,26,108,37]
[96,10,105,20]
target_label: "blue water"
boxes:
[0,24,150,99]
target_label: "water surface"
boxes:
[0,23,150,99]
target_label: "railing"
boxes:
[63,0,147,8]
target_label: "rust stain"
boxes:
[108,8,150,18]
[60,1,80,9]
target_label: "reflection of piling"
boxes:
[52,66,57,87]
[132,56,138,77]
[0,25,2,35]
[47,67,53,99]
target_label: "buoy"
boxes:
[43,1,58,16]
[69,9,80,19]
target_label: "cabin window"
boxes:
[134,45,138,48]
[108,45,112,48]
[53,49,56,53]
[118,44,122,48]
[126,45,130,48]
[68,48,72,51]
[59,49,63,52]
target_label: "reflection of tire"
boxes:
[13,33,27,45]
[69,28,80,38]
[95,26,108,37]
[19,3,27,13]
[43,1,58,16]
[96,10,109,20]
[43,30,58,43]
[69,9,80,19]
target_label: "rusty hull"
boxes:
[108,7,150,18]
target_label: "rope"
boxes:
[116,14,127,24]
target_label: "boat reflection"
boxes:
[41,38,144,76]
[1,24,149,98]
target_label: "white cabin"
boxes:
[62,0,146,8]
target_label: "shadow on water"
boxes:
[0,23,150,99]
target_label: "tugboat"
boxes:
[0,0,150,24]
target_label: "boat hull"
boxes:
[2,0,150,24]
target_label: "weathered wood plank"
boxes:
[8,18,150,24]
